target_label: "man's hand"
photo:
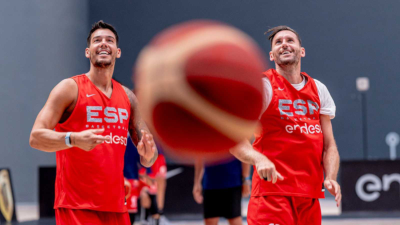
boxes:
[230,140,283,184]
[324,179,341,207]
[255,156,284,184]
[192,183,203,204]
[137,130,157,165]
[71,128,110,151]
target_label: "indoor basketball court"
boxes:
[2,1,400,225]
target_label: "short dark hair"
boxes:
[265,26,301,46]
[87,20,119,47]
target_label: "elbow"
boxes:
[229,143,240,156]
[29,131,39,149]
[29,136,37,149]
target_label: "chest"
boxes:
[76,83,131,129]
[267,77,320,119]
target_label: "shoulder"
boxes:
[313,78,326,87]
[312,78,330,93]
[52,78,78,98]
[59,78,78,88]
[313,78,336,118]
[45,78,78,110]
[262,77,271,88]
[122,85,139,107]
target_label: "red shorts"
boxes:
[55,208,130,225]
[247,196,321,225]
[126,179,148,213]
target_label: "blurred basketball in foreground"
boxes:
[134,20,267,162]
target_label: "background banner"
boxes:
[0,168,17,222]
[341,160,400,212]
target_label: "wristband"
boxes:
[65,132,73,147]
[242,177,251,183]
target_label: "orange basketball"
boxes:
[134,20,267,161]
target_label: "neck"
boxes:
[86,65,114,91]
[275,61,302,84]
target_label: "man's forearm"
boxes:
[230,140,265,165]
[30,129,70,152]
[323,146,340,180]
[194,159,204,185]
[140,149,158,168]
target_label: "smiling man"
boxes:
[29,21,158,225]
[230,26,341,225]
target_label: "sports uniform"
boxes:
[248,69,335,225]
[124,134,140,181]
[137,143,167,219]
[147,154,167,179]
[54,75,131,224]
[202,158,243,219]
[124,135,143,222]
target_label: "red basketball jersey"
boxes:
[54,74,131,212]
[252,69,324,198]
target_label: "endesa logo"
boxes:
[103,132,128,146]
[355,173,400,202]
[279,99,322,134]
[285,123,322,134]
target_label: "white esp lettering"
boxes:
[87,106,129,124]
[279,99,319,117]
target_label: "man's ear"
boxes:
[85,48,90,59]
[116,48,121,59]
[301,47,305,57]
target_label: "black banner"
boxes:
[0,168,17,222]
[341,160,400,212]
[38,165,202,217]
[164,165,202,215]
[39,167,57,218]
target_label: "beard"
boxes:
[94,59,112,68]
[90,55,113,68]
[275,52,299,66]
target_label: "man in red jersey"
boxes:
[230,26,341,225]
[29,21,158,225]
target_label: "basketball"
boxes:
[134,20,267,160]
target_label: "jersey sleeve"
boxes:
[314,79,336,119]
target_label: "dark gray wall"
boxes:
[0,1,88,202]
[89,0,400,162]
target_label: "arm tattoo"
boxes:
[123,86,158,167]
[141,150,158,167]
[123,86,142,145]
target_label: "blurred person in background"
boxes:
[193,157,251,225]
[124,134,150,224]
[138,143,169,225]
